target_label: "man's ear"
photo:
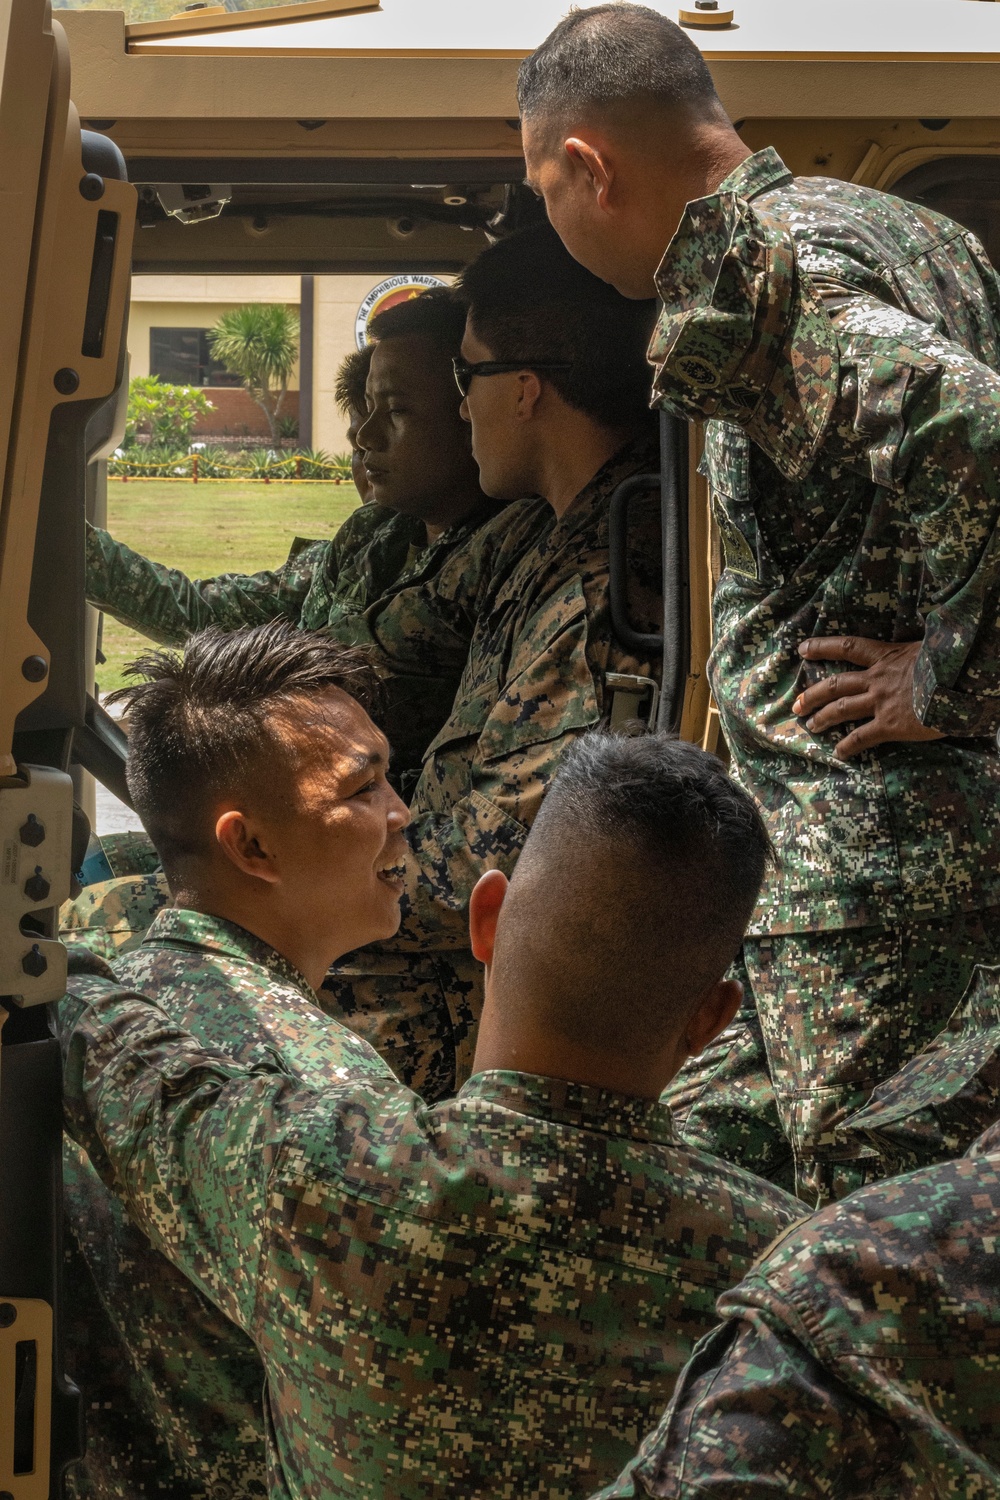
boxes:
[684,978,743,1057]
[469,869,509,965]
[514,370,544,422]
[215,809,280,886]
[564,136,615,207]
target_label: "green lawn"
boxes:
[97,479,362,694]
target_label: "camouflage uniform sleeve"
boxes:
[840,963,1000,1173]
[85,523,326,645]
[58,967,284,1334]
[393,573,610,949]
[593,1311,898,1500]
[889,354,1000,736]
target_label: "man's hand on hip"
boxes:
[793,637,944,760]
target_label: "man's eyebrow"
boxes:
[344,745,392,776]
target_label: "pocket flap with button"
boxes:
[476,576,598,764]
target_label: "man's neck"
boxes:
[170,886,330,992]
[473,1004,673,1101]
[419,481,489,543]
[536,417,639,518]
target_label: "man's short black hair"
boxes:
[109,621,381,885]
[517,3,722,128]
[367,286,466,355]
[335,345,374,418]
[493,731,775,1053]
[459,223,657,429]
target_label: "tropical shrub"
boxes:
[126,376,214,449]
[206,304,299,443]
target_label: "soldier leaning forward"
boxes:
[60,731,801,1500]
[517,4,1000,1204]
[653,154,1000,1205]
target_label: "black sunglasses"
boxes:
[452,356,572,398]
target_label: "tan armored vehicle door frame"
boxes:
[0,11,133,777]
[680,424,720,755]
[0,3,135,1494]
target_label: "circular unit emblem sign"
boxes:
[355,274,448,348]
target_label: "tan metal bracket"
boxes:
[0,1298,53,1500]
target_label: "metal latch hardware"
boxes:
[606,673,660,734]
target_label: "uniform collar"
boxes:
[550,435,660,542]
[140,907,316,1001]
[650,165,838,483]
[433,496,505,548]
[457,1069,676,1145]
[717,146,795,203]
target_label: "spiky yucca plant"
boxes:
[207,304,299,443]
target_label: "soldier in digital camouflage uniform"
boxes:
[520,3,1000,1202]
[87,289,507,792]
[61,732,802,1500]
[595,980,1000,1500]
[63,915,396,1500]
[336,341,376,503]
[839,960,1000,1174]
[320,222,664,1102]
[63,623,409,1498]
[60,826,172,959]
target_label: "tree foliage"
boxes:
[126,376,214,448]
[206,303,300,442]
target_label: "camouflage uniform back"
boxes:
[60,956,802,1500]
[597,1043,1000,1500]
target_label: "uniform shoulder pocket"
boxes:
[702,421,765,584]
[421,576,600,769]
[476,575,599,764]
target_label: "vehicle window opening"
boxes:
[82,209,119,360]
[13,1338,37,1475]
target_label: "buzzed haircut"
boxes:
[109,621,380,885]
[517,3,723,127]
[459,223,657,429]
[368,286,467,355]
[335,345,374,418]
[492,732,775,1053]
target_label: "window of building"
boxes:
[149,327,242,387]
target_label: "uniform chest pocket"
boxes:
[422,577,599,768]
[702,420,781,589]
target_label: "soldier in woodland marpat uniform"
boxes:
[85,290,507,795]
[321,222,664,1101]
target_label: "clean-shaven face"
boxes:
[258,687,411,953]
[345,402,374,503]
[457,322,539,501]
[522,118,663,299]
[356,333,476,521]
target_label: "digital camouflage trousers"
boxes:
[663,907,1000,1205]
